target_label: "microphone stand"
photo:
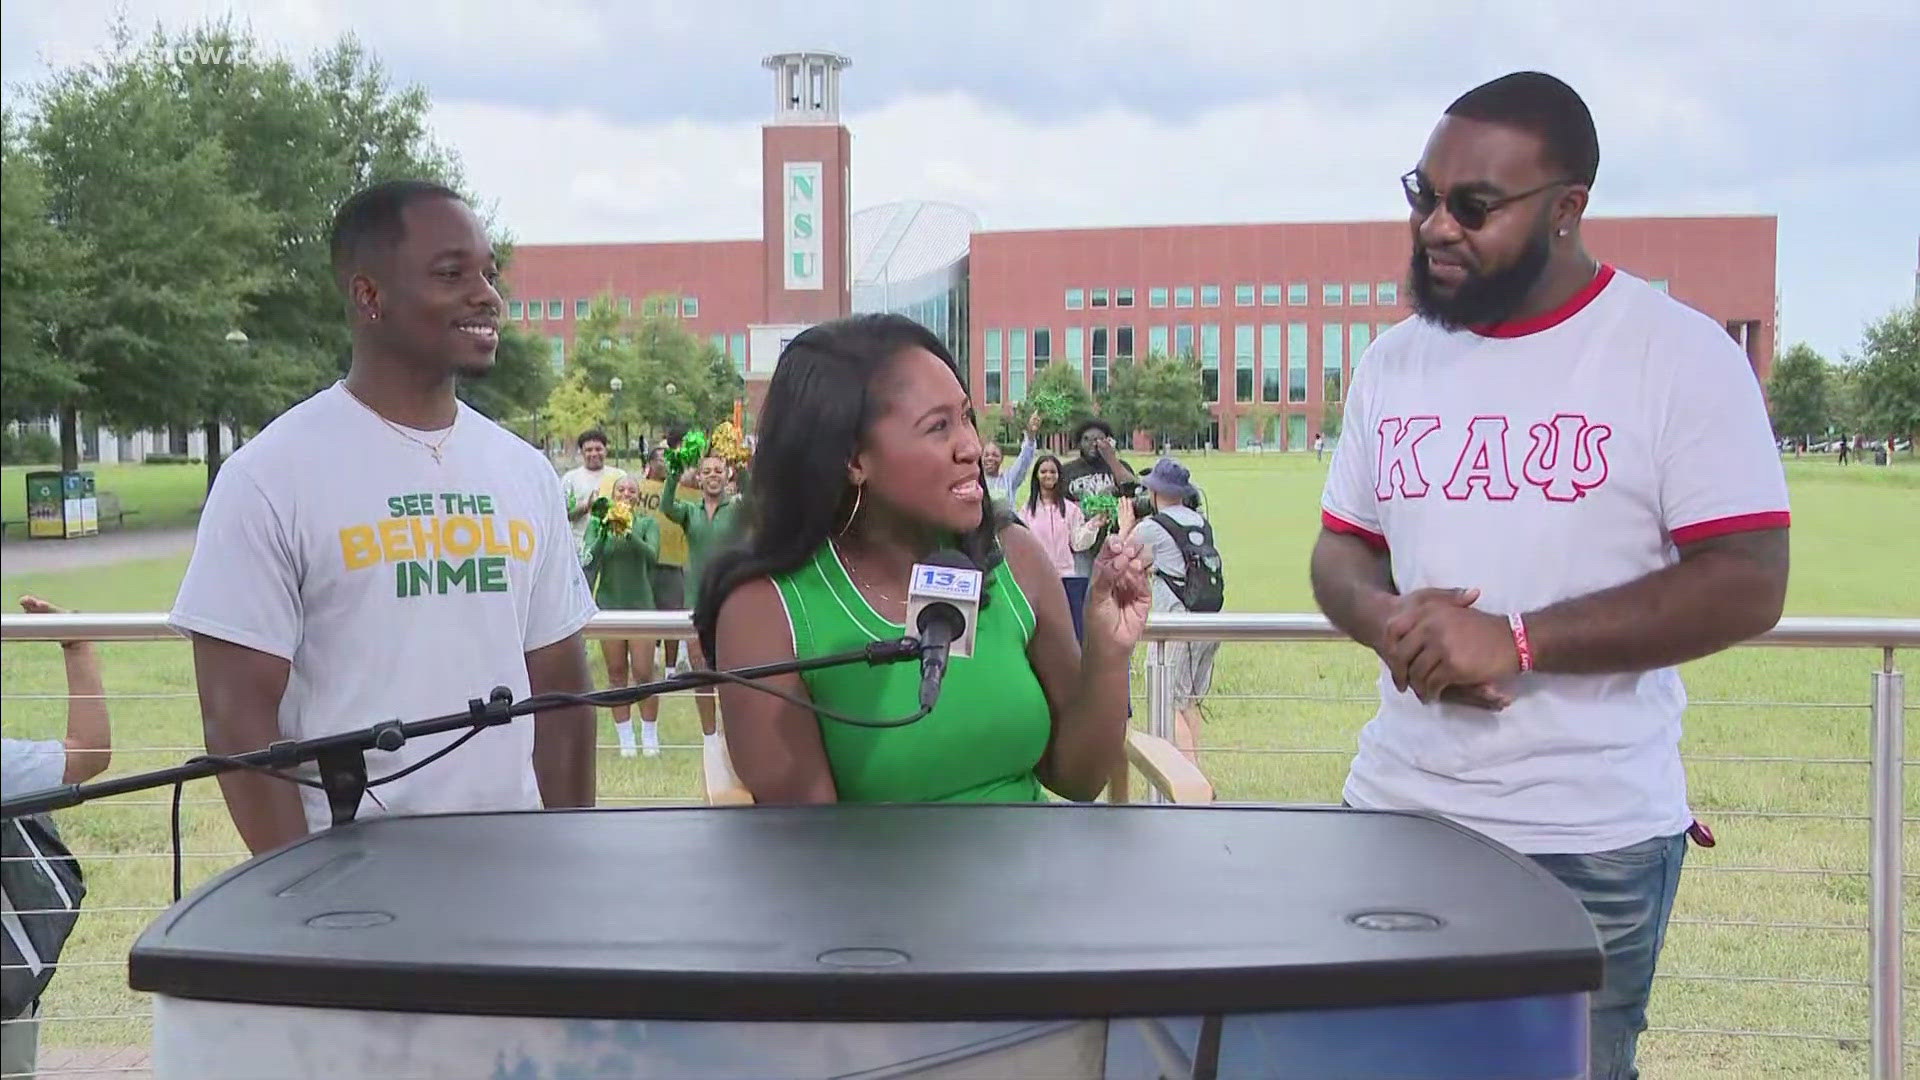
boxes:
[1,637,924,824]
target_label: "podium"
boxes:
[132,805,1600,1078]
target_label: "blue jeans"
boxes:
[1529,832,1687,1080]
[1062,575,1090,642]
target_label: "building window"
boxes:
[1234,325,1254,402]
[1200,285,1221,308]
[1234,284,1256,307]
[1376,281,1398,306]
[1261,284,1282,306]
[1322,283,1343,307]
[1174,286,1194,309]
[730,333,748,371]
[682,296,700,318]
[1064,326,1084,370]
[985,329,1003,404]
[643,295,675,317]
[1261,324,1282,403]
[527,300,543,321]
[1091,328,1109,395]
[620,296,634,316]
[1009,329,1028,403]
[1200,324,1221,403]
[1149,326,1169,357]
[1175,324,1195,358]
[547,300,564,320]
[1149,287,1169,308]
[1287,323,1308,403]
[1650,279,1670,293]
[1116,288,1135,308]
[1115,325,1134,359]
[1323,323,1345,403]
[1287,283,1309,306]
[1349,323,1372,374]
[1032,327,1052,370]
[575,298,590,319]
[710,333,725,352]
[508,299,523,319]
[549,336,566,372]
[1065,288,1084,310]
[1348,283,1370,306]
[1288,414,1307,452]
[1089,288,1108,309]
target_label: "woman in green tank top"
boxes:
[694,315,1152,805]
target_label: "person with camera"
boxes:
[1118,459,1224,775]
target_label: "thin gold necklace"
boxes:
[832,540,901,604]
[344,385,457,464]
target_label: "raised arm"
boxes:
[658,467,693,526]
[711,577,838,803]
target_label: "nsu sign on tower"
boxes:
[784,162,824,291]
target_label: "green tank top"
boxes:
[772,543,1049,803]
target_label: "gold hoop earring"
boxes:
[837,483,864,536]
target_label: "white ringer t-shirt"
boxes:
[1321,266,1790,854]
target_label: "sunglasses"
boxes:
[1400,170,1573,231]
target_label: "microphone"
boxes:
[906,549,983,713]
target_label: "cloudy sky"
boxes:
[6,1,1916,358]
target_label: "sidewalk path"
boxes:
[1,526,197,576]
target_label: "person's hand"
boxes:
[1026,411,1042,436]
[1089,513,1110,530]
[589,496,610,519]
[19,595,68,616]
[1116,492,1137,532]
[1083,535,1152,655]
[1380,587,1521,705]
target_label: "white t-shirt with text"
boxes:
[1320,267,1790,854]
[170,382,597,833]
[560,464,626,547]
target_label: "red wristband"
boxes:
[1508,612,1534,673]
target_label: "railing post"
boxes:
[1870,648,1905,1080]
[1146,641,1174,805]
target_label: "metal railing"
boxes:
[3,610,1917,1079]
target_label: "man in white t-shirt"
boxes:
[1311,74,1789,1080]
[560,428,625,553]
[170,180,599,854]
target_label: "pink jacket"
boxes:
[1019,497,1099,577]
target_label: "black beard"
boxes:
[1408,225,1552,332]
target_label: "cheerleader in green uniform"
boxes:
[584,475,661,757]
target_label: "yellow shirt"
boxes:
[635,475,700,567]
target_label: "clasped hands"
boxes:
[1376,587,1522,711]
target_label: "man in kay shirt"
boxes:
[1312,73,1788,1080]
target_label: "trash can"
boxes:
[24,470,96,539]
[134,805,1601,1078]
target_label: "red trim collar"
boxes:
[1472,264,1616,339]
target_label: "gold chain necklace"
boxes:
[832,540,901,605]
[344,385,457,463]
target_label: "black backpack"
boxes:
[1,813,86,1020]
[1150,511,1225,613]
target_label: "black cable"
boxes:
[520,667,934,730]
[154,657,934,900]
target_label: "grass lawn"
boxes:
[1,462,210,536]
[1,452,1916,1075]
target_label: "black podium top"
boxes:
[130,804,1601,1022]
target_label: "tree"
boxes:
[1098,355,1149,438]
[30,31,277,471]
[1851,304,1920,457]
[1135,353,1210,448]
[1236,402,1275,448]
[1321,399,1344,443]
[1027,363,1096,440]
[0,110,89,425]
[1765,343,1831,445]
[542,372,611,446]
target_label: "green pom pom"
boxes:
[1079,492,1118,519]
[667,429,711,474]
